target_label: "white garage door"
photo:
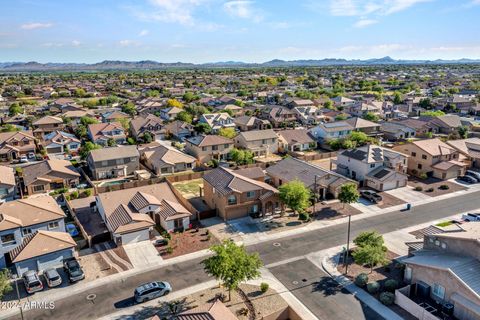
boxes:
[121,230,149,244]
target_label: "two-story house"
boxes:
[87,145,140,180]
[0,130,36,162]
[101,110,130,123]
[42,130,81,155]
[277,129,316,153]
[336,145,408,191]
[293,106,324,125]
[184,135,234,164]
[139,143,196,176]
[203,167,281,221]
[32,115,64,139]
[234,129,278,158]
[160,106,183,121]
[130,114,165,141]
[393,138,466,179]
[345,117,382,137]
[0,166,15,201]
[87,122,126,146]
[261,106,297,128]
[22,159,80,195]
[309,121,353,142]
[234,116,270,132]
[163,120,195,141]
[199,113,235,133]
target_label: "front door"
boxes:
[174,219,182,230]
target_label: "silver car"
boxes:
[134,281,172,303]
[43,268,62,288]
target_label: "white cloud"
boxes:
[329,0,432,17]
[353,19,378,28]
[223,1,263,22]
[119,40,140,47]
[139,29,149,37]
[20,22,53,30]
[133,0,207,26]
[71,40,81,47]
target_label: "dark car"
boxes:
[458,175,478,184]
[63,258,85,283]
[360,190,383,203]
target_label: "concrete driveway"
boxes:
[384,186,430,203]
[124,241,163,268]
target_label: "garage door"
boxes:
[47,146,63,153]
[121,230,149,244]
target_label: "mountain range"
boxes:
[1,57,480,71]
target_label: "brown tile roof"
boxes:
[0,165,15,186]
[412,138,457,156]
[33,115,63,126]
[22,159,80,186]
[88,122,125,141]
[277,129,314,145]
[178,300,238,320]
[187,135,233,147]
[9,230,75,263]
[141,144,195,167]
[237,129,277,141]
[88,145,139,162]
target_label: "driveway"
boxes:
[270,258,383,320]
[384,186,430,203]
[123,241,163,268]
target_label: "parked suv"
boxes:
[466,170,480,181]
[43,268,62,288]
[360,190,383,203]
[63,258,85,283]
[22,270,44,294]
[458,175,478,184]
[134,281,172,303]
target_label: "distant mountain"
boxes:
[1,57,480,71]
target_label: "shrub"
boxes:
[299,212,310,221]
[438,184,450,190]
[354,273,369,287]
[394,262,405,270]
[426,187,434,193]
[414,186,423,191]
[384,279,399,292]
[84,189,92,197]
[166,246,173,254]
[70,191,79,200]
[260,282,269,293]
[379,292,395,305]
[419,173,428,180]
[367,281,380,294]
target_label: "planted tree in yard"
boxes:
[353,231,385,249]
[352,244,388,273]
[0,269,12,299]
[218,127,237,139]
[338,183,359,209]
[203,240,262,301]
[278,179,311,215]
[79,141,102,160]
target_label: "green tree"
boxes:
[194,123,211,134]
[166,98,183,109]
[74,88,86,97]
[143,132,153,143]
[229,148,254,165]
[80,116,98,126]
[0,124,20,132]
[278,179,311,214]
[338,183,359,209]
[323,100,334,109]
[203,240,262,301]
[420,110,445,117]
[182,92,199,103]
[0,269,12,299]
[107,138,117,147]
[8,103,23,116]
[121,101,136,116]
[349,131,369,146]
[352,244,388,273]
[353,231,385,248]
[458,126,468,139]
[362,112,379,122]
[175,111,193,124]
[79,142,102,160]
[393,91,403,105]
[335,114,348,121]
[218,127,237,139]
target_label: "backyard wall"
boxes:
[395,286,440,320]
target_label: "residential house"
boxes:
[345,117,382,136]
[332,96,355,108]
[203,167,281,221]
[266,157,357,200]
[160,106,183,121]
[42,130,80,155]
[214,104,243,116]
[95,184,191,244]
[0,131,36,162]
[87,122,126,146]
[139,143,196,176]
[293,106,324,125]
[234,116,270,132]
[32,116,64,139]
[130,114,165,141]
[277,129,315,153]
[22,159,80,195]
[424,114,464,135]
[163,120,195,141]
[234,129,278,158]
[177,300,239,320]
[399,224,480,320]
[185,135,234,164]
[0,166,15,201]
[261,106,297,128]
[390,118,437,137]
[0,196,67,271]
[393,138,466,179]
[199,113,235,133]
[447,138,480,168]
[87,145,140,180]
[336,145,408,191]
[380,122,416,141]
[309,121,353,142]
[62,109,95,127]
[101,110,130,123]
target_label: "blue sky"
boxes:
[1,0,480,63]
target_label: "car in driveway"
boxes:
[152,237,168,247]
[466,170,480,181]
[19,156,29,163]
[458,175,478,184]
[360,190,383,203]
[22,270,44,294]
[43,268,62,288]
[63,258,85,283]
[134,281,172,303]
[462,213,480,221]
[66,223,79,237]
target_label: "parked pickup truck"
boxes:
[63,257,85,283]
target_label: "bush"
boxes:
[70,191,79,200]
[384,279,399,292]
[426,187,434,193]
[166,246,173,254]
[84,189,92,197]
[260,282,269,293]
[367,281,380,294]
[414,186,423,191]
[354,273,369,287]
[419,173,428,180]
[438,184,450,190]
[379,292,395,305]
[299,212,310,221]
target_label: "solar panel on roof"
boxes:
[373,169,390,179]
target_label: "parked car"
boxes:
[19,156,28,163]
[458,175,478,184]
[466,170,480,181]
[66,223,79,237]
[27,152,35,159]
[153,237,168,247]
[134,281,172,303]
[43,268,62,288]
[22,270,44,294]
[360,190,383,203]
[462,213,480,221]
[63,258,85,283]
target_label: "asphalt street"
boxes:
[7,189,480,320]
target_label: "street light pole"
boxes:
[314,175,317,216]
[344,214,352,275]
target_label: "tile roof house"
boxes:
[95,184,192,243]
[163,120,195,141]
[309,121,353,142]
[0,196,67,270]
[139,143,196,176]
[22,159,80,195]
[234,115,270,132]
[130,114,165,141]
[260,106,297,128]
[234,129,278,158]
[185,135,234,164]
[87,145,140,180]
[87,122,126,146]
[0,130,36,162]
[42,130,81,155]
[0,166,15,201]
[101,110,130,123]
[277,129,316,153]
[32,115,64,138]
[266,157,357,199]
[446,138,480,168]
[177,300,238,320]
[160,106,183,121]
[345,117,382,136]
[199,113,235,133]
[393,138,466,179]
[203,167,281,220]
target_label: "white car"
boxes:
[462,213,480,222]
[19,156,29,163]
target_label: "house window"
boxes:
[227,195,237,205]
[22,228,32,236]
[1,233,16,247]
[48,221,60,230]
[422,154,427,160]
[432,283,445,300]
[202,147,207,151]
[441,242,447,249]
[246,191,255,199]
[212,145,218,151]
[411,152,416,157]
[224,144,230,148]
[417,164,422,169]
[33,185,45,192]
[370,164,375,168]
